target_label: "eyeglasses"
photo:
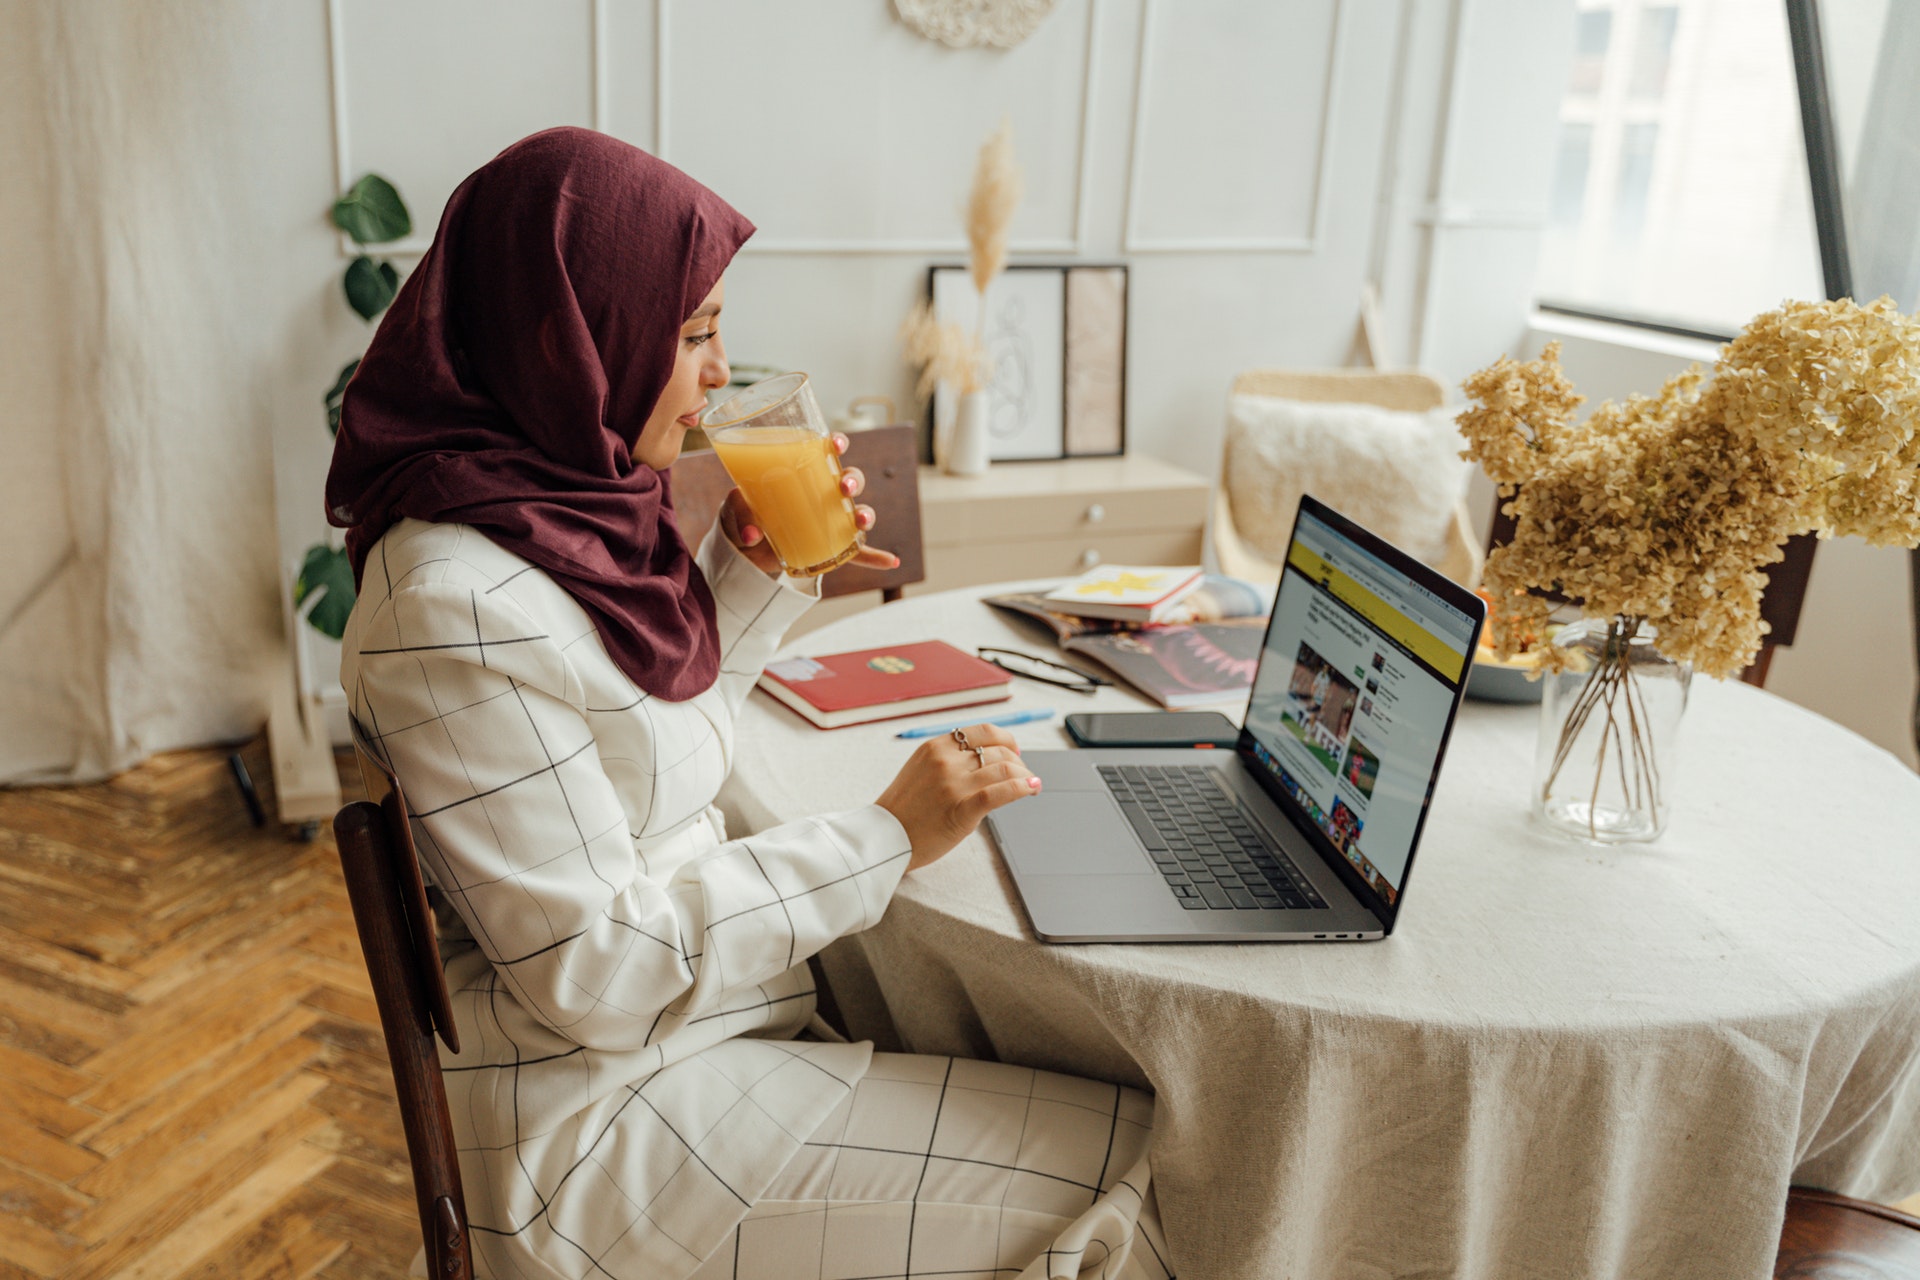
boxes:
[976,647,1111,694]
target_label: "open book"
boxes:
[984,577,1270,708]
[1039,564,1205,623]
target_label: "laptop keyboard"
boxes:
[1098,765,1328,911]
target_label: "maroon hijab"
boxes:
[326,128,753,702]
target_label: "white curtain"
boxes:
[0,2,289,783]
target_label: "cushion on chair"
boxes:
[1224,394,1468,566]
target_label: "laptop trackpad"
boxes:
[991,793,1159,878]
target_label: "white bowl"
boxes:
[1464,655,1545,704]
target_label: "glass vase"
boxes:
[1532,617,1691,844]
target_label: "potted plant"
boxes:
[1459,297,1920,842]
[293,173,411,641]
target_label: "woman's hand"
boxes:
[719,433,904,579]
[874,724,1041,871]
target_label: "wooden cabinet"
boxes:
[913,454,1211,593]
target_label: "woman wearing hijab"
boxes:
[328,129,1165,1280]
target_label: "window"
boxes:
[1571,10,1613,95]
[1629,6,1678,98]
[1612,122,1658,241]
[1550,124,1595,228]
[1534,0,1824,337]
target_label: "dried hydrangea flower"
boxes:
[1458,297,1920,679]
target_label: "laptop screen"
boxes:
[1241,502,1480,913]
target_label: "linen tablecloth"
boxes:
[718,586,1920,1279]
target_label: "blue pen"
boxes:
[895,708,1056,739]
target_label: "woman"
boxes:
[327,128,1165,1280]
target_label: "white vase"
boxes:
[944,389,990,476]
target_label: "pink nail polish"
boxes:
[1028,777,1041,790]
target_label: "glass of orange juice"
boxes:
[701,372,862,576]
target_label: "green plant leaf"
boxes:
[325,358,361,436]
[329,173,411,245]
[344,256,399,321]
[294,544,356,640]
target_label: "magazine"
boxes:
[984,577,1271,708]
[1061,620,1268,708]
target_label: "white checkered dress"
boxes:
[693,1053,1169,1280]
[341,521,1163,1280]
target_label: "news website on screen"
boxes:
[1244,512,1476,906]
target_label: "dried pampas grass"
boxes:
[901,299,983,398]
[903,120,1022,403]
[966,119,1023,331]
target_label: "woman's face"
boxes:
[631,278,729,470]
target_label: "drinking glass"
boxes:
[701,372,862,576]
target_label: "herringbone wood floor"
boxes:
[0,745,420,1279]
[3,746,1917,1279]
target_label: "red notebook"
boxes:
[756,640,1013,729]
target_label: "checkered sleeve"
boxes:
[699,523,820,713]
[352,580,912,1053]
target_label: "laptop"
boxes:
[984,495,1486,942]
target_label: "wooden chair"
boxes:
[1484,504,1818,689]
[1213,369,1485,590]
[334,739,471,1280]
[669,422,925,602]
[1776,1186,1920,1277]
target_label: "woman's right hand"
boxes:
[875,724,1041,871]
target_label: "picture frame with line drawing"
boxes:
[926,263,1127,463]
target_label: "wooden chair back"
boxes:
[1775,1185,1920,1277]
[334,737,471,1280]
[1216,369,1484,589]
[669,423,925,602]
[1910,549,1919,759]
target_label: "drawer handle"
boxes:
[1077,548,1102,570]
[1083,503,1107,525]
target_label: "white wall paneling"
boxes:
[330,0,1101,258]
[1122,0,1346,253]
[327,0,603,256]
[657,0,1101,254]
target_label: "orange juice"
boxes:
[708,425,861,576]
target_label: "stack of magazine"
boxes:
[983,571,1271,709]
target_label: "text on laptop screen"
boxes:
[1243,512,1476,907]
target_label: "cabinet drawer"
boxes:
[922,530,1206,592]
[921,486,1208,547]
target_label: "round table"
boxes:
[716,585,1920,1280]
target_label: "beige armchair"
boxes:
[1211,368,1484,589]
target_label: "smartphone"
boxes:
[1063,711,1241,749]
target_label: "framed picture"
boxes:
[926,263,1128,463]
[1063,265,1127,457]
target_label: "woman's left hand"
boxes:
[719,433,903,579]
